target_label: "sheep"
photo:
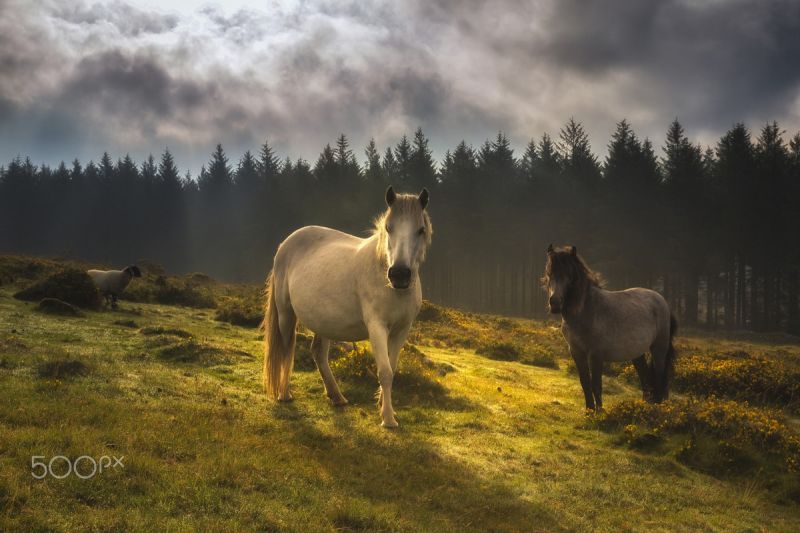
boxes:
[87,265,142,307]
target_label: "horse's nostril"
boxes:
[388,266,411,279]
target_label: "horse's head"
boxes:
[541,244,600,315]
[378,185,432,290]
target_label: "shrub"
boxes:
[674,354,800,411]
[124,274,216,308]
[215,297,262,328]
[417,300,445,322]
[595,398,800,472]
[293,332,351,372]
[523,351,559,369]
[329,343,445,395]
[476,341,520,361]
[0,255,67,285]
[293,332,316,371]
[14,269,101,309]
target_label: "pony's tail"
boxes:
[661,314,678,401]
[263,271,295,400]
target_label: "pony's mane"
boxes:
[372,193,433,267]
[541,246,603,313]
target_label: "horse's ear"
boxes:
[571,246,577,256]
[547,244,554,254]
[419,188,429,209]
[385,185,396,207]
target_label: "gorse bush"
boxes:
[476,341,520,361]
[0,255,68,285]
[618,352,800,412]
[329,343,446,396]
[14,268,101,309]
[215,297,262,328]
[596,398,800,472]
[675,354,800,411]
[124,273,216,308]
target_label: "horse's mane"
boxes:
[372,193,433,267]
[541,246,603,314]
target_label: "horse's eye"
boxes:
[386,224,393,233]
[417,227,425,236]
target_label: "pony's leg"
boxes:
[632,355,654,402]
[570,348,595,411]
[367,323,398,428]
[377,327,409,415]
[589,354,603,411]
[650,337,670,403]
[311,335,347,406]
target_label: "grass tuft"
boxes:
[139,326,192,338]
[37,297,85,317]
[37,359,90,379]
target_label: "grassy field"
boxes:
[1,256,799,531]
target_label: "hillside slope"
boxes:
[1,256,799,531]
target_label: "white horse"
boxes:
[263,186,432,427]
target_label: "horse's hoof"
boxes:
[277,393,294,402]
[330,396,349,407]
[381,419,399,429]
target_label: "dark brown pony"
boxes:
[542,245,677,410]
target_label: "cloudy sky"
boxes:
[2,0,799,174]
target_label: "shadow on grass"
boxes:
[267,401,561,532]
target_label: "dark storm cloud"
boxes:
[0,0,799,172]
[540,0,800,132]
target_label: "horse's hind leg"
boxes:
[632,355,654,402]
[650,338,669,403]
[311,335,348,406]
[590,354,603,411]
[274,281,298,402]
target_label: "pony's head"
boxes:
[124,265,142,278]
[541,244,601,315]
[375,185,432,289]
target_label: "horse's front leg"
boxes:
[590,354,603,411]
[570,347,595,411]
[377,325,410,415]
[367,323,398,428]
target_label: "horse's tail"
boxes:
[263,271,295,400]
[661,313,678,401]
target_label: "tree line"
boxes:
[1,120,799,333]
